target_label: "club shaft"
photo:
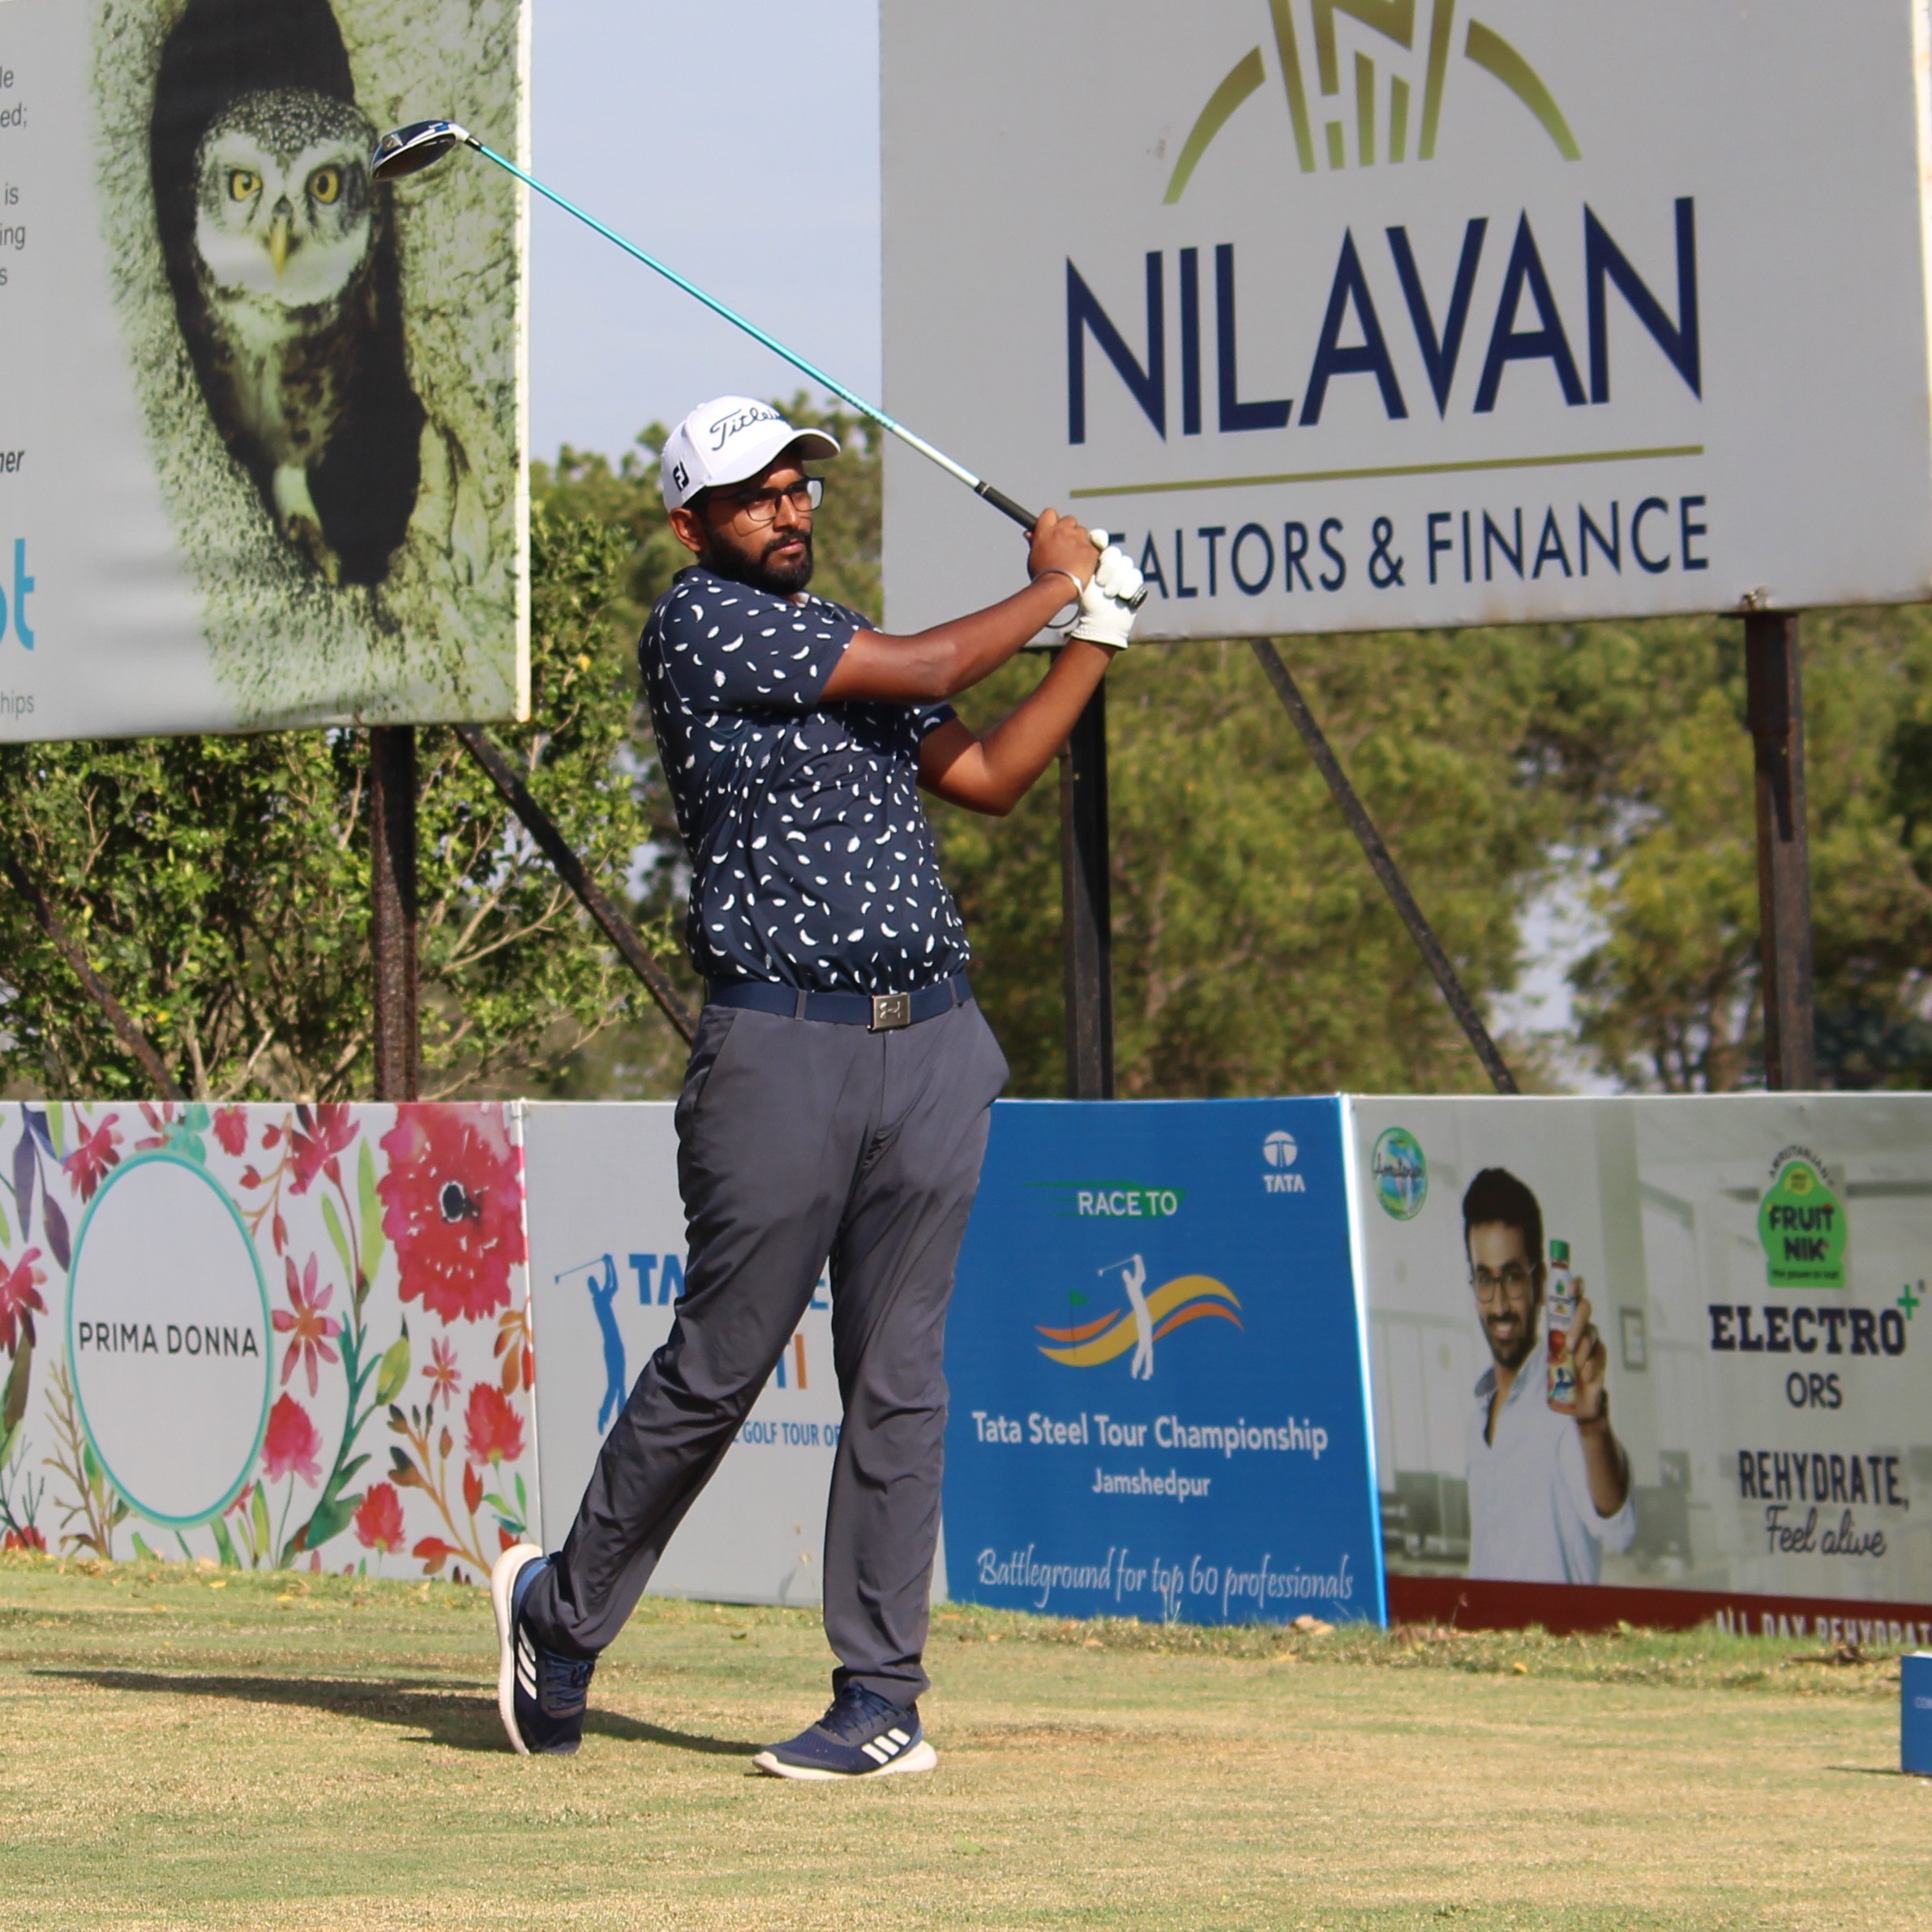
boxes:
[470,142,1039,531]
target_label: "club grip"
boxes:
[975,482,1039,530]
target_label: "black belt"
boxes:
[705,970,972,1031]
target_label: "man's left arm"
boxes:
[917,638,1116,817]
[1569,1287,1632,1517]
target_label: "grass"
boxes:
[0,1550,1924,1930]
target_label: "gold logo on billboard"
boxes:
[1167,0,1579,203]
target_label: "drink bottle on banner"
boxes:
[1546,1238,1579,1414]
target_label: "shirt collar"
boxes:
[1473,1330,1549,1407]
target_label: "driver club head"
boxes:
[370,119,474,183]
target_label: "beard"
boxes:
[701,525,815,596]
[1482,1307,1539,1374]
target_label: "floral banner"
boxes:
[0,1101,535,1583]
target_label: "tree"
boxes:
[0,508,670,1100]
[1555,606,1932,1090]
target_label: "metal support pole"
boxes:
[1250,638,1519,1095]
[456,725,696,1045]
[368,726,422,1102]
[1059,681,1115,1099]
[1744,610,1816,1090]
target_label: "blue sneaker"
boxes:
[490,1542,595,1756]
[752,1684,937,1780]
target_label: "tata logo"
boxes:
[1036,1253,1244,1379]
[1262,1129,1306,1193]
[1166,0,1577,203]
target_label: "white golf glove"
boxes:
[1067,542,1145,649]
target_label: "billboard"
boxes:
[0,0,527,741]
[520,1103,843,1609]
[882,1,1932,637]
[0,1100,536,1582]
[941,1099,1382,1626]
[1352,1095,1932,1634]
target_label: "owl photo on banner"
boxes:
[149,0,422,588]
[90,0,527,727]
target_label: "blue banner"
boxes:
[943,1099,1382,1626]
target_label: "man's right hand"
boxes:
[1027,508,1096,591]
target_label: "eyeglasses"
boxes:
[1470,1264,1536,1304]
[721,478,825,525]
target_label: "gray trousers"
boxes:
[522,995,1008,1706]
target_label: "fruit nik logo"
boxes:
[1165,0,1579,203]
[1035,1253,1243,1379]
[1759,1146,1848,1291]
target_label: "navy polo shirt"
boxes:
[640,563,973,995]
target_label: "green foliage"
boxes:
[6,388,1929,1103]
[940,632,1548,1095]
[0,508,670,1100]
[1546,607,1932,1090]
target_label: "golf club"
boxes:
[372,119,1142,603]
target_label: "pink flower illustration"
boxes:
[262,1394,323,1487]
[62,1115,122,1204]
[0,1249,45,1356]
[379,1107,526,1323]
[288,1104,357,1195]
[464,1382,524,1467]
[272,1253,341,1396]
[422,1336,461,1411]
[212,1107,249,1158]
[353,1484,407,1554]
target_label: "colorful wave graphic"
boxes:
[1036,1274,1243,1366]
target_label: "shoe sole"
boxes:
[750,1740,939,1781]
[490,1542,544,1757]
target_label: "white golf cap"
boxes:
[659,396,841,510]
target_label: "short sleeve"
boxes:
[658,576,855,713]
[913,702,957,739]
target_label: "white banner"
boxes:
[1351,1095,1932,1615]
[520,1103,847,1609]
[882,0,1932,637]
[0,0,528,739]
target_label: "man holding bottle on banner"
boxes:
[1461,1167,1634,1584]
[490,397,1142,1776]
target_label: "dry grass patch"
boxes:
[0,1552,1923,1930]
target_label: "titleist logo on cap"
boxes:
[706,403,782,450]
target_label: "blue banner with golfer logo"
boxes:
[943,1099,1382,1626]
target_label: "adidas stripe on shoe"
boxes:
[752,1683,938,1780]
[490,1543,595,1756]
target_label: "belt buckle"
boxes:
[869,992,912,1032]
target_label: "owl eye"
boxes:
[227,169,259,201]
[308,167,342,205]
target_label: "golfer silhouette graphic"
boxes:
[1101,1255,1154,1380]
[571,1256,626,1433]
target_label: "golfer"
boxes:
[492,396,1142,1776]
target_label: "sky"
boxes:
[523,2,1599,1081]
[528,1,882,464]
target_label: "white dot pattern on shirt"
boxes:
[640,565,972,995]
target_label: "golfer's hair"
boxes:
[1462,1167,1544,1268]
